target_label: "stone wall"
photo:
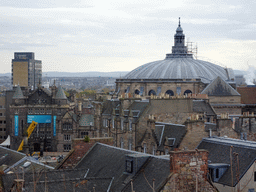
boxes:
[162,150,216,192]
[179,120,208,150]
[117,81,204,96]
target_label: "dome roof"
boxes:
[123,57,235,84]
[122,18,235,84]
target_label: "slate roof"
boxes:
[122,157,170,192]
[12,85,24,99]
[75,143,170,192]
[42,87,52,96]
[237,87,256,104]
[2,168,113,192]
[204,122,217,131]
[4,156,54,173]
[201,76,240,96]
[102,100,120,115]
[197,137,256,187]
[55,86,67,99]
[79,114,94,126]
[193,100,216,116]
[0,146,26,168]
[154,122,187,151]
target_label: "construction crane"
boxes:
[17,121,38,152]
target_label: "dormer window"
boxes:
[126,160,133,173]
[208,163,229,182]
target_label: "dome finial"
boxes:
[179,17,181,27]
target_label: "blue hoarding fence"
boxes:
[15,115,19,136]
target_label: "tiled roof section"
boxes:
[55,86,67,99]
[237,87,256,104]
[4,156,54,174]
[205,122,217,131]
[130,100,149,111]
[193,100,216,116]
[102,100,120,115]
[42,87,52,96]
[75,143,170,192]
[79,114,94,126]
[12,85,24,99]
[2,168,91,191]
[197,137,256,187]
[24,177,113,192]
[122,157,170,192]
[155,122,187,151]
[129,100,150,123]
[201,76,240,96]
[0,146,26,167]
[63,111,78,122]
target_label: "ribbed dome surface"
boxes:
[124,57,234,83]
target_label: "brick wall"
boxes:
[162,150,216,192]
[58,137,114,169]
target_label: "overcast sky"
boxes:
[0,0,255,73]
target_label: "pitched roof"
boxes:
[12,85,24,99]
[154,122,187,151]
[102,100,120,115]
[55,86,67,99]
[201,76,240,96]
[75,143,170,191]
[4,156,54,174]
[122,157,170,192]
[197,137,256,187]
[79,114,94,126]
[237,86,256,104]
[2,168,110,192]
[193,100,216,116]
[0,146,26,168]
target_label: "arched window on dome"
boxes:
[134,89,140,95]
[148,90,156,96]
[165,90,174,96]
[184,90,192,96]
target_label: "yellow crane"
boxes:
[17,121,38,152]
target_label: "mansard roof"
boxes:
[12,85,24,99]
[201,76,240,96]
[197,137,256,187]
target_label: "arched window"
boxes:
[148,90,156,96]
[184,89,192,95]
[134,89,140,95]
[165,90,174,96]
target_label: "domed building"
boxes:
[116,19,236,97]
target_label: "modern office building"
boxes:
[12,52,42,89]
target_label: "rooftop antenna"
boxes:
[179,17,181,27]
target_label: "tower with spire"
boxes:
[166,17,191,58]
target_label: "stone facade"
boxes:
[116,80,205,97]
